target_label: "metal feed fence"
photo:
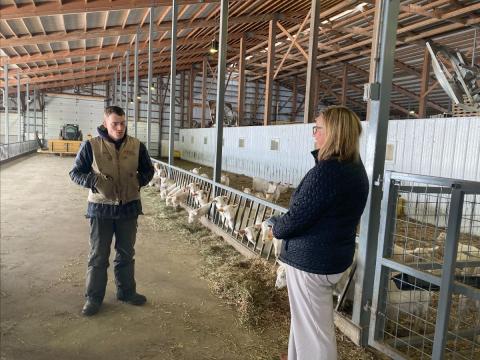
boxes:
[370,171,480,360]
[151,159,288,261]
[0,140,38,162]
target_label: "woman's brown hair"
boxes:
[316,106,362,162]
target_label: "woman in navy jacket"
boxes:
[271,106,369,360]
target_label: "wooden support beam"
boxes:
[304,0,320,124]
[201,57,207,128]
[346,62,447,113]
[274,10,311,80]
[276,22,309,61]
[291,76,297,122]
[418,47,431,118]
[237,35,246,126]
[341,63,348,106]
[0,15,273,49]
[188,64,195,128]
[263,16,277,126]
[180,70,185,128]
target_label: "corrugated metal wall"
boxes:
[179,117,480,186]
[44,95,105,142]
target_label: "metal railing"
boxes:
[152,159,288,261]
[370,171,480,360]
[0,140,38,162]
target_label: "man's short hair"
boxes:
[104,105,125,117]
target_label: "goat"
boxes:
[220,174,230,186]
[191,167,202,174]
[275,262,287,289]
[187,202,213,224]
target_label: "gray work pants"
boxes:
[85,217,138,304]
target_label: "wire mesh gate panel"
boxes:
[370,172,480,360]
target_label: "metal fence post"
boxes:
[431,187,464,359]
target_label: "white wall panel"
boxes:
[179,117,480,186]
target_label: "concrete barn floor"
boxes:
[0,154,282,360]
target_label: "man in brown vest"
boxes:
[70,106,154,316]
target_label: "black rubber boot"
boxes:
[82,300,101,316]
[118,293,147,306]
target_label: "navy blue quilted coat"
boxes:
[272,150,369,274]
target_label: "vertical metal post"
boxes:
[26,82,29,141]
[169,1,178,165]
[432,188,464,359]
[113,69,117,104]
[125,50,129,128]
[303,0,320,124]
[369,172,398,343]
[146,7,154,151]
[237,35,246,126]
[201,57,207,128]
[291,76,297,122]
[213,0,229,185]
[351,0,400,346]
[119,61,123,108]
[3,63,9,145]
[41,92,45,143]
[33,86,37,138]
[17,69,21,141]
[134,30,139,138]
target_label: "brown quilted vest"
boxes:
[87,136,140,205]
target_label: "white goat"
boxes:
[187,202,212,224]
[187,182,201,194]
[238,224,262,247]
[259,220,282,258]
[217,204,239,230]
[160,182,178,199]
[275,262,287,289]
[220,174,230,186]
[212,195,229,211]
[191,167,202,174]
[387,274,431,330]
[168,187,189,208]
[243,187,252,195]
[165,186,183,206]
[193,190,209,207]
[200,173,210,179]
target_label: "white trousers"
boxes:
[285,263,344,360]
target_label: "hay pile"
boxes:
[144,187,290,329]
[143,187,382,359]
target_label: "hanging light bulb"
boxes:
[209,40,219,54]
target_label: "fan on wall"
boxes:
[426,41,480,112]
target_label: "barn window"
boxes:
[182,136,184,143]
[191,136,194,144]
[270,139,279,151]
[239,138,245,148]
[204,137,208,145]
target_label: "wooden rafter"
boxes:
[0,0,220,21]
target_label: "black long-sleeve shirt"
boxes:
[69,126,154,219]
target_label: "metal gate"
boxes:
[369,171,480,359]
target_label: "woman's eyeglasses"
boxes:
[312,126,321,135]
